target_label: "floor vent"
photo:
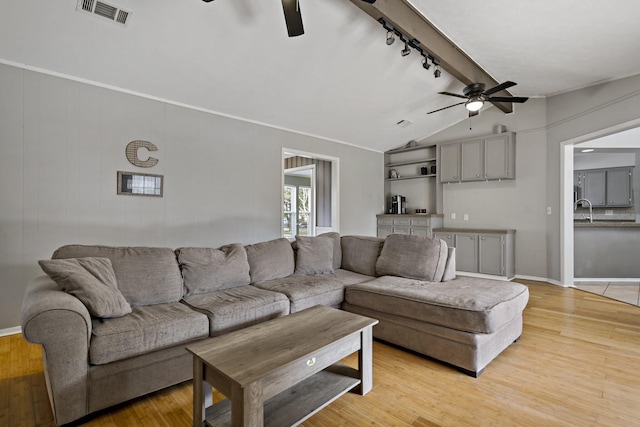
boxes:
[77,0,131,26]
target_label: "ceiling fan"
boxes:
[202,0,304,37]
[427,81,529,117]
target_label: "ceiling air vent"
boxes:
[77,0,131,26]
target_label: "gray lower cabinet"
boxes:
[433,228,515,279]
[376,214,444,239]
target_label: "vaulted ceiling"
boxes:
[1,0,640,152]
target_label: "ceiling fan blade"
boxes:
[488,96,529,103]
[469,110,479,117]
[483,81,517,96]
[427,102,465,114]
[438,91,468,99]
[281,0,304,37]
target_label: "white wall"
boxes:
[0,63,383,330]
[420,98,549,279]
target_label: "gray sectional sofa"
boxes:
[20,233,528,425]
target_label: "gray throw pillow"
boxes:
[295,236,335,275]
[38,257,132,318]
[341,236,384,276]
[245,238,295,283]
[318,232,342,270]
[177,244,251,296]
[375,234,448,282]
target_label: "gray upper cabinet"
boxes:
[440,132,515,184]
[582,169,606,206]
[439,143,460,183]
[484,134,515,180]
[607,167,633,206]
[577,166,633,207]
[461,140,483,181]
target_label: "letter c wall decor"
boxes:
[126,140,159,168]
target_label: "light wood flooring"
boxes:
[2,280,640,426]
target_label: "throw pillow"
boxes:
[176,244,251,296]
[318,232,342,270]
[375,234,448,282]
[295,236,335,275]
[341,236,384,276]
[245,238,295,283]
[38,257,132,318]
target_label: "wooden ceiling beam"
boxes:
[348,0,513,114]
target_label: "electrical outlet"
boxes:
[451,213,456,220]
[463,214,469,221]
[546,207,552,215]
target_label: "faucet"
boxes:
[574,198,593,223]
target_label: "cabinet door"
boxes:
[583,170,606,206]
[454,233,478,273]
[434,233,454,247]
[479,234,504,276]
[377,226,392,238]
[440,143,460,182]
[461,140,483,181]
[484,134,513,180]
[606,168,633,206]
[410,227,430,238]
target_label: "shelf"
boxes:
[386,174,436,181]
[386,144,435,154]
[205,364,360,427]
[385,158,436,168]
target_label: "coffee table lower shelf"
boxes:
[204,364,360,427]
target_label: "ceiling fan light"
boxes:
[465,98,484,112]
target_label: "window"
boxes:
[283,185,296,239]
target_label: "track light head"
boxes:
[422,58,431,70]
[386,31,395,45]
[434,67,441,78]
[401,42,411,57]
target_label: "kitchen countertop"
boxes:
[433,227,516,234]
[574,221,640,228]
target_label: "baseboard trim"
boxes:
[0,326,21,337]
[574,277,640,283]
[514,274,566,287]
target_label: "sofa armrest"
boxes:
[442,247,456,281]
[20,275,92,425]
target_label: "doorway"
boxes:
[283,165,315,238]
[282,149,340,238]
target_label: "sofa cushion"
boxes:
[318,232,342,270]
[376,234,448,282]
[253,274,344,313]
[340,236,384,276]
[89,302,209,365]
[182,285,290,336]
[295,236,335,275]
[53,245,183,306]
[177,244,251,296]
[331,269,375,286]
[345,276,529,334]
[245,238,295,283]
[38,257,131,318]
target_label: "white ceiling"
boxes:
[2,0,640,152]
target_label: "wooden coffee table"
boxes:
[187,305,378,427]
